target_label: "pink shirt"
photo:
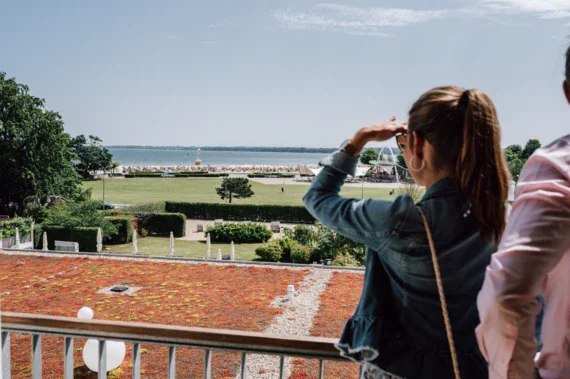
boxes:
[476,135,570,379]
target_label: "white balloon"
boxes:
[83,339,126,372]
[77,307,94,320]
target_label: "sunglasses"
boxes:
[395,132,407,152]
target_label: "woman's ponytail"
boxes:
[455,89,510,245]
[408,86,510,245]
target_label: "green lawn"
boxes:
[84,178,392,205]
[105,237,262,261]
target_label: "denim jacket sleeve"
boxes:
[303,151,414,251]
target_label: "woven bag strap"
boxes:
[416,206,461,379]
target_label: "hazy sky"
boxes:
[2,0,570,147]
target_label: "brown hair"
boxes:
[408,86,510,245]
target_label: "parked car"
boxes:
[101,203,115,210]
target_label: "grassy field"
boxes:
[84,177,392,205]
[105,237,262,261]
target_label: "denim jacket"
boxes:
[303,151,493,379]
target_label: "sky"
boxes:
[2,0,570,147]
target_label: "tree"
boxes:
[215,178,254,203]
[396,153,408,179]
[110,161,120,174]
[360,148,378,164]
[522,139,541,160]
[43,200,117,238]
[0,72,82,215]
[70,135,113,178]
[504,144,523,158]
[504,140,541,180]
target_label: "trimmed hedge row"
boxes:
[165,202,315,224]
[206,223,272,243]
[130,213,186,237]
[104,216,134,244]
[125,173,228,178]
[174,173,228,178]
[247,173,295,178]
[35,225,98,252]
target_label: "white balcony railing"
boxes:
[1,312,354,379]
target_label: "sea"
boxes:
[108,148,329,167]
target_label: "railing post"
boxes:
[64,337,73,379]
[279,355,285,379]
[240,352,247,379]
[318,359,324,379]
[132,343,141,379]
[2,331,10,379]
[168,346,176,378]
[31,334,41,379]
[97,340,107,379]
[204,349,212,379]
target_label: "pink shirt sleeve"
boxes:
[476,137,570,379]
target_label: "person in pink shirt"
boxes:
[476,49,570,378]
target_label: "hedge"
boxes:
[205,223,272,243]
[116,202,166,214]
[104,216,134,244]
[132,213,186,237]
[165,202,315,224]
[247,173,295,178]
[35,225,99,252]
[174,173,228,177]
[125,173,228,178]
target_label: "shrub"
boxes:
[23,205,50,224]
[43,200,117,239]
[35,225,99,252]
[255,242,282,262]
[134,213,186,237]
[332,252,361,267]
[0,218,33,239]
[311,222,366,265]
[291,244,312,264]
[206,223,272,243]
[293,225,317,245]
[104,216,134,244]
[165,202,315,224]
[278,237,296,262]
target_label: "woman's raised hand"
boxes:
[350,117,408,153]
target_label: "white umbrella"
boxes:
[217,248,222,260]
[15,228,21,249]
[230,241,235,261]
[132,230,138,255]
[42,232,48,251]
[206,233,211,251]
[96,228,102,253]
[169,231,174,257]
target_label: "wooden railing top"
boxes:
[1,312,344,360]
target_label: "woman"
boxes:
[303,86,510,379]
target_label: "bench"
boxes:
[270,221,281,233]
[55,240,79,252]
[196,224,204,232]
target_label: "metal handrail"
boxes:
[1,312,353,379]
[1,312,341,359]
